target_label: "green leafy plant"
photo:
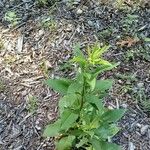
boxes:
[133,84,150,112]
[4,11,20,26]
[40,17,57,30]
[44,43,126,150]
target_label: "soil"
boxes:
[0,0,150,150]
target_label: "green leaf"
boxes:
[94,124,120,139]
[91,139,121,150]
[94,79,113,92]
[60,110,78,130]
[101,109,126,123]
[46,78,72,95]
[87,78,96,91]
[73,44,85,58]
[97,59,112,66]
[85,94,103,112]
[92,63,119,77]
[56,135,75,150]
[59,94,78,114]
[67,81,83,95]
[43,120,61,137]
[71,56,87,66]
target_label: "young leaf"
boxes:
[92,63,119,77]
[43,120,61,137]
[71,56,87,66]
[46,78,72,95]
[56,135,75,150]
[60,110,78,130]
[91,138,121,150]
[101,109,126,123]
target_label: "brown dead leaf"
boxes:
[116,37,140,47]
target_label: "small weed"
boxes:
[116,73,137,82]
[26,95,38,114]
[4,11,20,26]
[133,84,150,112]
[98,28,113,40]
[40,17,57,30]
[122,14,139,34]
[116,73,137,94]
[124,50,135,61]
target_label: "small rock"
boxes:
[35,125,41,130]
[141,125,149,135]
[137,82,144,88]
[76,9,83,15]
[65,24,73,32]
[122,103,128,108]
[38,29,44,36]
[129,142,135,150]
[88,20,94,27]
[136,123,142,128]
[73,0,81,5]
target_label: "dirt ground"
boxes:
[0,0,150,150]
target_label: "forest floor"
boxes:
[0,0,150,150]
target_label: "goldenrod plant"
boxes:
[44,43,125,150]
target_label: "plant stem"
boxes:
[80,77,86,111]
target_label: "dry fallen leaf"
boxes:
[116,37,140,47]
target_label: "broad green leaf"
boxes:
[87,78,96,91]
[94,124,120,139]
[91,139,121,150]
[67,81,83,95]
[43,120,61,137]
[46,78,72,95]
[94,79,113,92]
[85,94,103,112]
[56,135,75,150]
[101,109,126,123]
[59,94,78,114]
[60,110,78,130]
